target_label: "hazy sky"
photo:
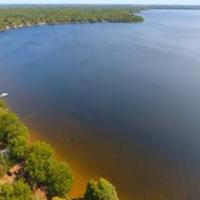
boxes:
[0,0,200,5]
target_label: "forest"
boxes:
[0,7,144,31]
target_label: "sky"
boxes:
[0,0,200,5]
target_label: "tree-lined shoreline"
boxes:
[0,100,119,200]
[0,7,144,32]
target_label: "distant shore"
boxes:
[0,7,144,32]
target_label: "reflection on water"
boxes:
[1,9,200,200]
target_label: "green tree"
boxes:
[0,179,32,200]
[24,141,54,185]
[0,154,13,173]
[0,100,6,109]
[12,179,32,200]
[0,183,13,200]
[46,161,73,198]
[8,135,29,162]
[0,109,28,144]
[84,178,119,200]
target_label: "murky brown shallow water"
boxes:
[1,9,200,200]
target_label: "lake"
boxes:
[1,9,200,200]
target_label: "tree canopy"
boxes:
[0,179,32,200]
[0,108,28,144]
[0,100,6,109]
[8,135,29,162]
[47,161,73,198]
[24,141,54,185]
[84,178,119,200]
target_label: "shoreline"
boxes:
[0,7,144,32]
[0,19,144,33]
[0,100,120,200]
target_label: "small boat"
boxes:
[0,93,8,98]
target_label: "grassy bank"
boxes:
[0,7,144,31]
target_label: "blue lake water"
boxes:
[1,9,200,200]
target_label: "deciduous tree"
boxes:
[84,178,119,200]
